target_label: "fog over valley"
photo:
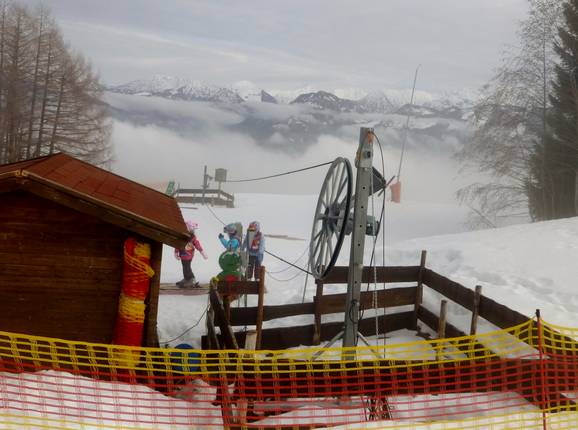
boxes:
[106,81,478,202]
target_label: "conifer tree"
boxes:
[530,0,578,219]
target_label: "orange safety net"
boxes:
[112,238,155,347]
[0,318,578,428]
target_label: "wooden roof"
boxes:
[0,154,189,248]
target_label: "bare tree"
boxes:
[457,0,562,226]
[0,2,111,166]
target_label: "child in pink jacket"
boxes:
[175,221,207,288]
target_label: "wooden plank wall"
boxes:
[0,191,127,343]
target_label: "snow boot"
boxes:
[180,278,198,289]
[176,278,186,287]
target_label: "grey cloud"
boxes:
[21,0,527,93]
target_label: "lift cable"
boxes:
[202,203,314,276]
[397,64,421,182]
[264,249,314,276]
[166,143,385,346]
[267,245,309,274]
[267,269,307,283]
[224,161,333,183]
[160,304,209,345]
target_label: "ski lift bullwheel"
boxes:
[309,157,353,279]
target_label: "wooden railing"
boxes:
[175,188,234,208]
[203,251,572,355]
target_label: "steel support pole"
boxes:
[202,165,208,203]
[343,127,374,354]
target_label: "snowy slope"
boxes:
[157,194,470,346]
[390,217,578,329]
[157,193,578,348]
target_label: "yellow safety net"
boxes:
[0,318,574,429]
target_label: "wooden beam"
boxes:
[206,308,220,350]
[313,281,324,345]
[206,311,415,350]
[478,294,528,329]
[321,266,420,284]
[208,288,238,350]
[418,306,467,340]
[470,285,482,335]
[238,330,258,426]
[437,300,448,361]
[217,280,260,296]
[423,269,529,329]
[414,250,427,329]
[438,300,448,340]
[255,266,265,349]
[229,303,315,326]
[316,287,416,315]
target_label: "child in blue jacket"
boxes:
[219,223,241,252]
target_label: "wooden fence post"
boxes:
[238,330,258,426]
[437,299,448,361]
[313,280,324,345]
[255,266,265,349]
[414,250,427,330]
[223,296,231,322]
[438,300,447,339]
[209,285,239,350]
[470,285,482,335]
[206,307,220,349]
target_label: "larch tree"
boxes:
[0,2,111,166]
[457,0,562,226]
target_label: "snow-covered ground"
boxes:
[6,193,578,429]
[157,193,578,348]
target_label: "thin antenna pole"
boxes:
[396,64,421,181]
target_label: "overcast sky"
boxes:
[21,0,528,94]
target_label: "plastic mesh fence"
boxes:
[0,318,577,429]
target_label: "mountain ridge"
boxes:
[108,75,473,115]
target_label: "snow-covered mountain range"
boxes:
[109,75,474,113]
[106,75,475,153]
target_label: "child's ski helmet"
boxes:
[224,223,237,235]
[248,221,260,232]
[185,221,198,233]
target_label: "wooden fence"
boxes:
[203,251,572,353]
[175,188,234,207]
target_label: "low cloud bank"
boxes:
[111,120,481,204]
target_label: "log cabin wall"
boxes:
[0,190,130,343]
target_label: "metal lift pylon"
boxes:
[310,127,376,360]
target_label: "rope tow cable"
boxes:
[203,201,313,275]
[223,161,333,183]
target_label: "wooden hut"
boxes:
[0,153,189,346]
